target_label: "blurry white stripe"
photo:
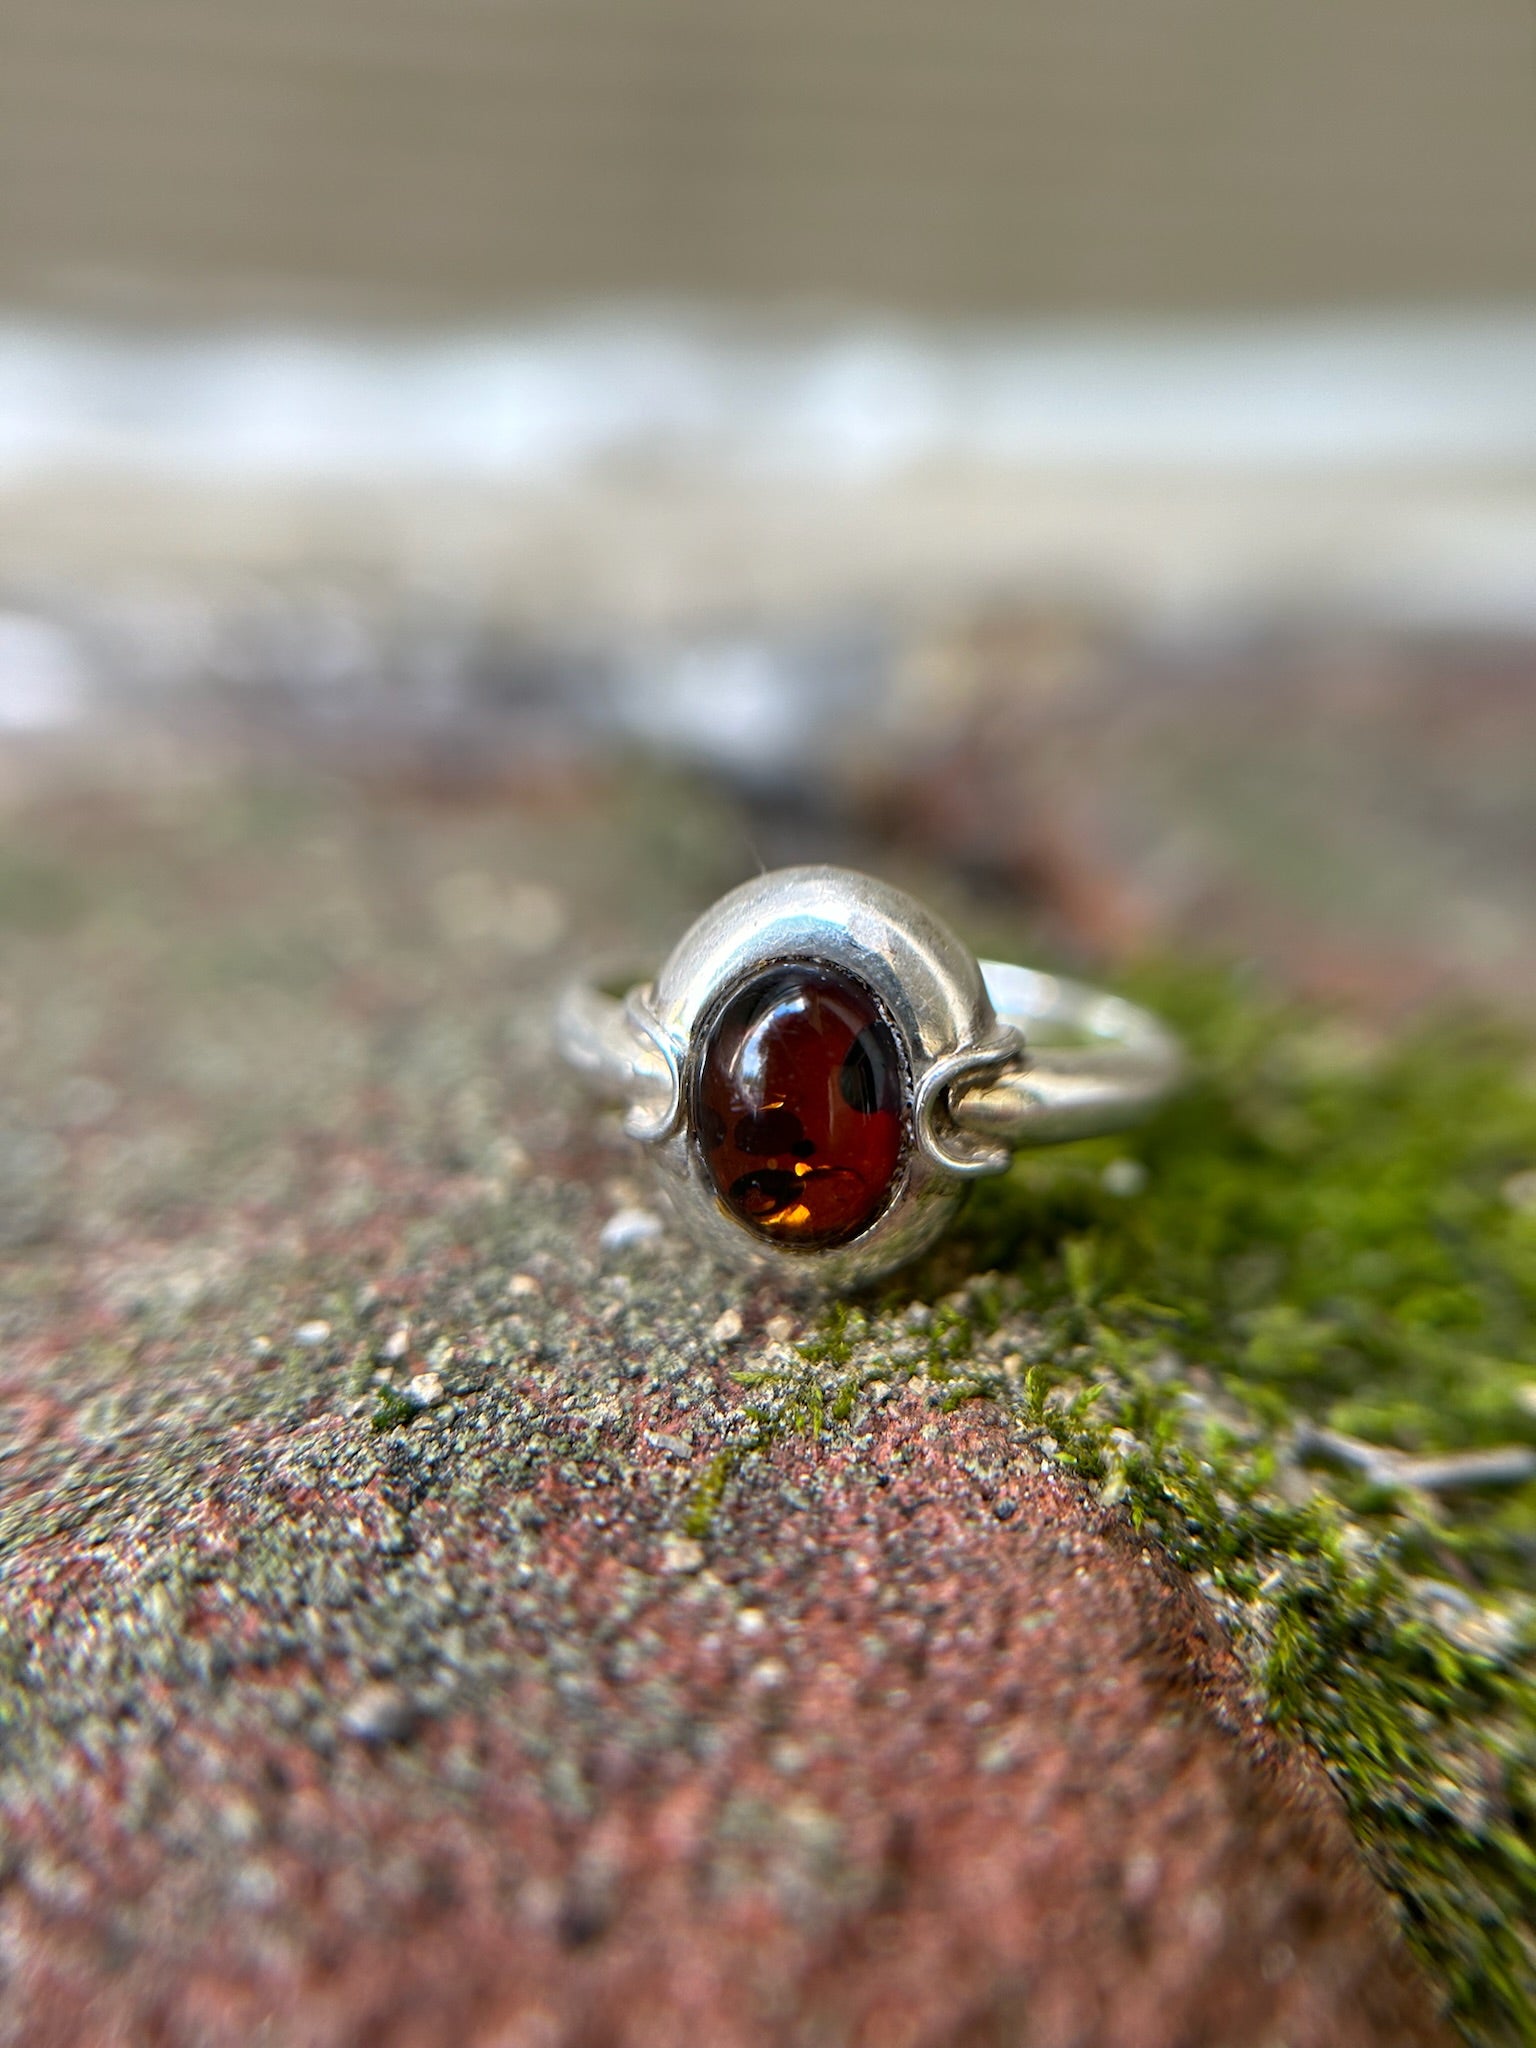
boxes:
[3,309,1536,481]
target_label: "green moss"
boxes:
[774,971,1536,2044]
[683,1446,743,1541]
[369,1385,418,1433]
[683,1321,869,1535]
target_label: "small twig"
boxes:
[1293,1421,1536,1496]
[1393,1447,1536,1493]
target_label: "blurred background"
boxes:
[3,0,1536,1003]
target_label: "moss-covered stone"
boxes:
[745,973,1536,2042]
[2,769,1531,2042]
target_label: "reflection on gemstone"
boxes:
[694,963,905,1248]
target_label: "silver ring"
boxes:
[557,865,1184,1287]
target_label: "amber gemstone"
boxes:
[693,963,906,1249]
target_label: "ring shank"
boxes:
[557,957,1182,1155]
[956,962,1184,1148]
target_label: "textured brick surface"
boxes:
[0,771,1449,2047]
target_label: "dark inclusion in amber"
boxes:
[693,962,906,1249]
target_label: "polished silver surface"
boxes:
[557,865,1184,1286]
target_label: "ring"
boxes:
[557,866,1185,1286]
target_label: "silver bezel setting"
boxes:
[621,867,1023,1288]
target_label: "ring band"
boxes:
[558,866,1183,1286]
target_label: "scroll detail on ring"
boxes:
[619,987,684,1143]
[913,1025,1027,1177]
